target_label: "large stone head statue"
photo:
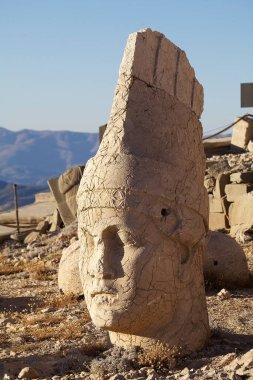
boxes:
[77,29,209,353]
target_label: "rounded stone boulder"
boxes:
[58,239,83,296]
[204,231,250,288]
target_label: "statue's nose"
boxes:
[88,237,115,279]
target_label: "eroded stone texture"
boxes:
[48,166,85,226]
[77,29,209,353]
[205,231,250,288]
[58,239,83,296]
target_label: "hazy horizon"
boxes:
[1,0,252,135]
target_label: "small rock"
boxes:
[217,288,231,300]
[18,366,39,379]
[3,374,13,380]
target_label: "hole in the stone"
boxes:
[213,260,218,266]
[161,208,170,217]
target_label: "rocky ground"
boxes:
[1,156,253,379]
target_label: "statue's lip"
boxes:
[91,289,117,297]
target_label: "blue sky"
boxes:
[0,0,252,134]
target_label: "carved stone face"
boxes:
[79,206,193,335]
[77,29,210,351]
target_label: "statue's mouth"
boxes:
[91,288,117,298]
[91,290,118,306]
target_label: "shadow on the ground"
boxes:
[0,296,41,312]
[0,346,89,379]
[178,329,253,369]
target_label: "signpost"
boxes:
[241,83,253,107]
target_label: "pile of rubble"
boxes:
[205,116,253,243]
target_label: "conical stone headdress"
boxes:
[77,28,208,246]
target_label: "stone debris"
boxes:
[217,288,231,300]
[0,193,56,243]
[18,366,39,379]
[224,349,253,378]
[205,148,253,241]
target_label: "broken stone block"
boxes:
[35,192,54,203]
[49,208,62,232]
[204,231,250,288]
[48,165,85,226]
[209,212,229,230]
[231,116,253,149]
[225,183,253,202]
[24,220,50,244]
[213,173,230,199]
[229,192,253,229]
[77,29,209,353]
[209,195,223,213]
[58,239,83,296]
[24,231,40,244]
[203,137,231,157]
[217,288,231,300]
[230,170,253,184]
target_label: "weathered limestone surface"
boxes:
[208,195,223,213]
[77,29,209,353]
[209,212,228,230]
[230,170,253,184]
[208,173,230,230]
[204,231,250,288]
[231,117,253,149]
[48,166,85,226]
[229,193,253,229]
[225,183,253,203]
[58,240,83,296]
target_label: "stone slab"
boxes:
[230,171,253,184]
[48,166,84,226]
[225,183,253,202]
[209,212,229,230]
[203,137,231,150]
[213,173,230,199]
[231,117,253,149]
[229,193,253,227]
[209,195,223,213]
[0,200,56,225]
[35,192,55,203]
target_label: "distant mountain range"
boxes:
[0,127,99,186]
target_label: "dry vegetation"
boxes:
[137,343,178,370]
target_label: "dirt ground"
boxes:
[0,227,252,380]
